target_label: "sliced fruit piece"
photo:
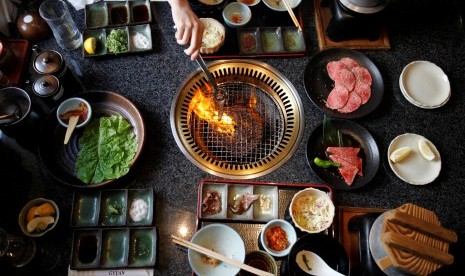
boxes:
[26,206,38,222]
[390,147,412,163]
[26,216,55,233]
[84,37,97,54]
[35,203,55,216]
[418,139,435,161]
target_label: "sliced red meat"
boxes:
[340,57,359,70]
[326,147,360,156]
[351,66,372,86]
[326,85,349,109]
[353,81,371,104]
[329,154,358,185]
[229,193,259,215]
[326,61,347,81]
[338,92,362,113]
[335,155,363,176]
[335,69,356,91]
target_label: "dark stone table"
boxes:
[1,0,465,275]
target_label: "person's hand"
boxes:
[168,0,204,60]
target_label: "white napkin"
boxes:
[68,267,154,276]
[66,0,97,10]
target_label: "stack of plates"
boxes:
[399,61,451,109]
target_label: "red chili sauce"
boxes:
[60,102,88,124]
[231,14,243,24]
[265,226,290,251]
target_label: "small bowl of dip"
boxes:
[240,250,277,276]
[260,219,296,257]
[56,97,92,128]
[222,2,252,28]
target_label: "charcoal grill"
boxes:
[171,60,304,179]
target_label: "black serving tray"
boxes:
[195,178,334,275]
[194,2,307,58]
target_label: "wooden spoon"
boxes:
[64,115,79,144]
[296,250,344,276]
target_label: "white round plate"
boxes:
[399,61,451,108]
[198,0,224,5]
[388,133,441,185]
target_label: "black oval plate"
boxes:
[287,233,350,276]
[306,119,380,191]
[38,91,145,188]
[303,48,384,119]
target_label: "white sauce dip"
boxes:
[129,198,149,222]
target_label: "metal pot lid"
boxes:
[33,75,59,97]
[339,0,388,14]
[33,50,63,75]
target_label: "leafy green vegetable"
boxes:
[106,200,124,223]
[105,29,128,53]
[75,115,138,184]
[314,157,340,168]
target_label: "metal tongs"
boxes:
[196,54,226,120]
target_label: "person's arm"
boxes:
[168,0,204,60]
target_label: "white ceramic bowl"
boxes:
[199,18,226,54]
[289,188,335,234]
[260,219,297,257]
[237,0,261,7]
[18,198,60,237]
[263,0,302,11]
[222,2,252,28]
[188,224,246,276]
[56,97,92,128]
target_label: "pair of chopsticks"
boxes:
[281,0,302,32]
[171,235,274,276]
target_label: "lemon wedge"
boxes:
[390,147,412,163]
[84,37,97,54]
[418,139,435,161]
[26,216,55,233]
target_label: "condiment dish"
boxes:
[222,2,252,28]
[237,0,261,6]
[188,224,245,276]
[18,198,60,237]
[260,219,296,257]
[289,188,335,234]
[56,97,92,129]
[240,250,277,275]
[263,0,302,11]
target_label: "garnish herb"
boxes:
[302,254,312,271]
[314,157,341,168]
[105,29,128,53]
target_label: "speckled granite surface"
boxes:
[1,0,465,275]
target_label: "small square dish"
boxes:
[227,184,254,220]
[108,1,130,26]
[260,27,284,53]
[85,1,109,29]
[71,191,101,227]
[130,0,152,24]
[100,229,130,268]
[200,183,227,219]
[238,28,261,54]
[128,24,152,52]
[71,229,102,270]
[253,185,278,221]
[106,26,130,55]
[128,227,157,267]
[99,190,128,226]
[282,27,305,53]
[127,189,154,226]
[83,29,107,57]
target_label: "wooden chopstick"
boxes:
[171,235,274,276]
[281,0,302,32]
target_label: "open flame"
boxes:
[189,87,236,134]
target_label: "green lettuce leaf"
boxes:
[75,115,138,184]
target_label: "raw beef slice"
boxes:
[327,85,349,109]
[335,69,356,91]
[326,61,347,81]
[338,92,362,113]
[329,154,359,185]
[353,81,371,104]
[326,147,360,156]
[352,66,373,86]
[340,57,359,70]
